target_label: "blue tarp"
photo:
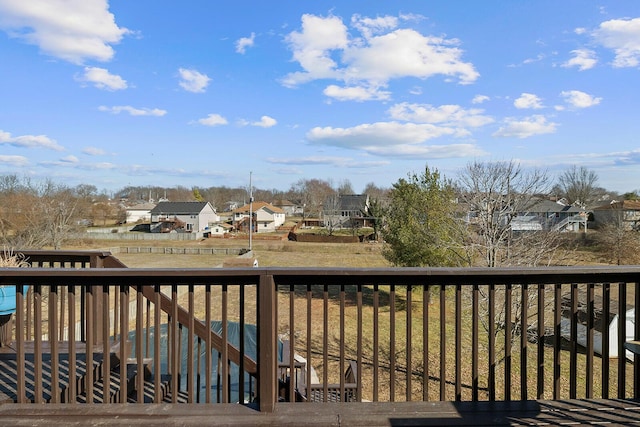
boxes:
[0,286,28,316]
[128,321,282,403]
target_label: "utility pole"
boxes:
[249,171,253,251]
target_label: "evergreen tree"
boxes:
[382,165,466,267]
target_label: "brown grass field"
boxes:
[70,236,391,268]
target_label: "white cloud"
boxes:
[493,115,558,139]
[178,68,211,93]
[60,155,79,163]
[306,122,486,158]
[251,116,277,128]
[282,14,478,91]
[323,84,391,101]
[351,14,398,39]
[196,113,228,127]
[267,156,391,169]
[522,53,545,65]
[388,103,494,128]
[307,122,459,148]
[98,105,167,116]
[514,93,544,109]
[0,155,28,166]
[76,66,127,90]
[268,156,357,166]
[472,95,490,104]
[235,32,255,54]
[559,90,602,108]
[0,129,64,151]
[592,17,640,67]
[361,142,484,158]
[82,146,106,156]
[282,14,349,86]
[0,0,130,64]
[562,49,597,71]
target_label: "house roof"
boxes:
[272,199,296,207]
[526,199,584,214]
[233,201,284,214]
[337,194,369,211]
[150,201,211,215]
[592,200,640,211]
[126,202,156,211]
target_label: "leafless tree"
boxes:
[457,160,550,267]
[0,177,86,249]
[336,179,354,195]
[457,161,565,353]
[557,165,604,208]
[597,208,640,265]
[362,182,390,203]
[288,178,335,218]
[322,192,342,236]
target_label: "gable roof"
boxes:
[324,194,369,211]
[233,201,284,214]
[272,199,296,207]
[525,199,584,214]
[592,200,640,211]
[150,201,210,215]
[126,202,156,211]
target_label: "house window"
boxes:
[186,224,193,231]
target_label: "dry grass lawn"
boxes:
[70,237,391,268]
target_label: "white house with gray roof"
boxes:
[150,201,220,236]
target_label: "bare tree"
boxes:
[0,177,84,249]
[597,207,640,265]
[557,165,604,208]
[288,179,335,218]
[34,181,82,249]
[458,161,559,353]
[457,160,550,267]
[322,192,341,236]
[336,179,354,195]
[362,182,390,202]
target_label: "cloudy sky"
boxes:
[1,1,640,193]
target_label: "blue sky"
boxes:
[1,1,640,194]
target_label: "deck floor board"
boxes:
[1,400,640,426]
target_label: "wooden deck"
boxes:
[1,399,639,426]
[0,341,187,404]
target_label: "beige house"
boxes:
[125,202,156,223]
[592,200,640,230]
[232,201,285,233]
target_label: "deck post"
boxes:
[258,273,277,412]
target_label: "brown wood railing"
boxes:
[0,251,640,412]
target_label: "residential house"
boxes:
[124,202,156,223]
[322,194,372,229]
[511,199,588,232]
[150,201,220,236]
[204,222,232,237]
[271,199,300,216]
[592,200,640,230]
[232,201,285,233]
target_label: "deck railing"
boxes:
[0,250,639,412]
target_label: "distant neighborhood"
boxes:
[120,195,374,239]
[116,192,640,240]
